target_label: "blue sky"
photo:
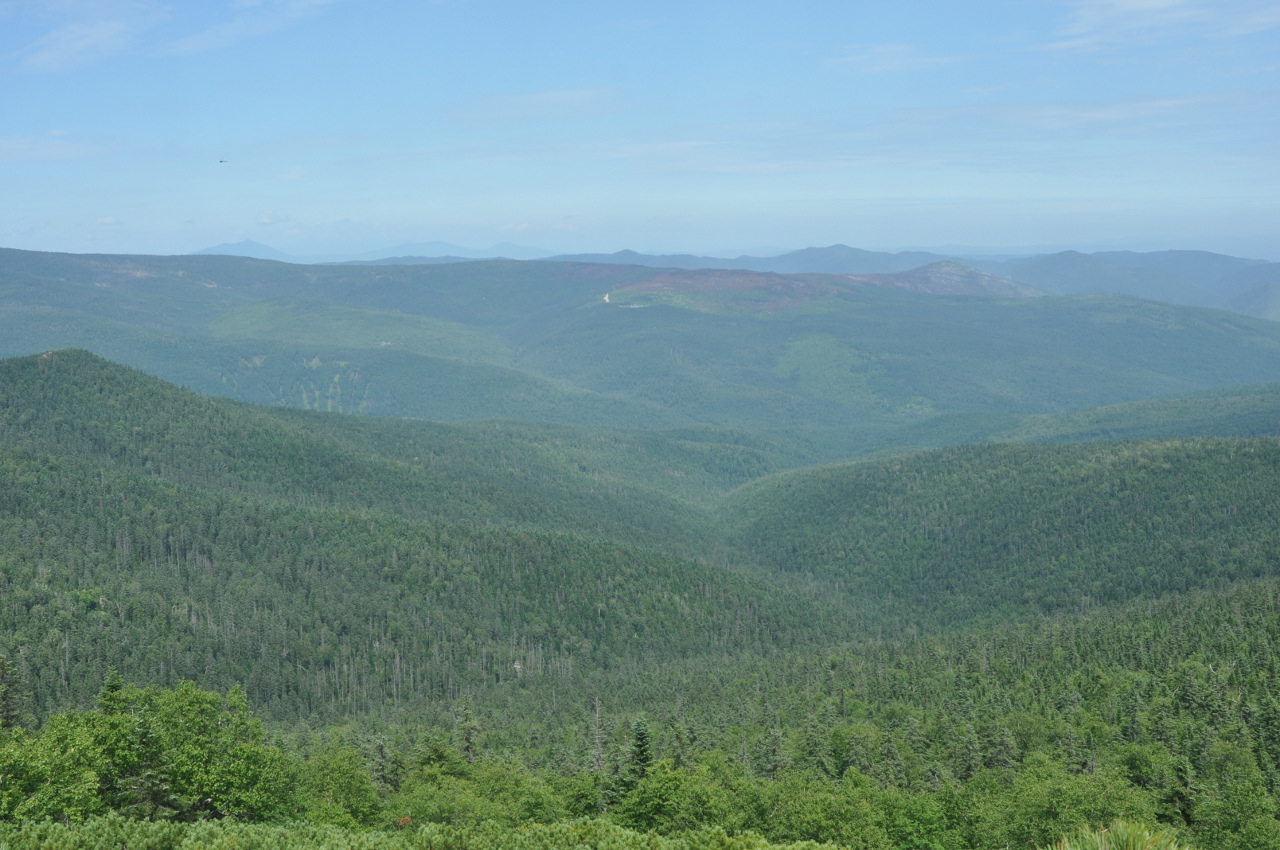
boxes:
[3,0,1278,258]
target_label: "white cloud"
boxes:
[15,0,168,71]
[1221,2,1280,34]
[163,0,344,54]
[6,0,348,67]
[1050,0,1280,48]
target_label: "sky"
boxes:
[2,0,1279,259]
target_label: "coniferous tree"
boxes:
[456,697,481,763]
[625,716,653,787]
[0,656,22,732]
[755,727,791,779]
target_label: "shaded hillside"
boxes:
[993,251,1214,305]
[1093,249,1265,291]
[840,260,1041,298]
[1224,269,1280,321]
[0,448,849,719]
[993,383,1280,443]
[724,438,1280,630]
[0,350,727,553]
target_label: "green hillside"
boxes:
[859,383,1280,457]
[6,351,1280,713]
[210,297,515,365]
[992,251,1215,305]
[993,383,1280,443]
[519,289,1280,427]
[0,350,757,554]
[1092,249,1264,292]
[1227,279,1280,322]
[724,439,1280,630]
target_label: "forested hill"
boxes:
[4,349,1280,719]
[724,439,1280,630]
[0,349,785,556]
[0,356,853,720]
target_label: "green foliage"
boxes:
[957,757,1157,849]
[612,761,738,835]
[297,743,383,827]
[1044,821,1192,850]
[0,815,849,849]
[387,752,565,828]
[0,681,291,823]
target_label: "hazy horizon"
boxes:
[183,237,1280,264]
[15,236,1279,266]
[4,1,1278,260]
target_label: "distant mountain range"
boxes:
[7,245,1280,459]
[187,240,1280,319]
[191,240,553,263]
[191,239,296,261]
[544,244,954,274]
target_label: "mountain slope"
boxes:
[0,350,776,553]
[1224,267,1280,320]
[0,351,853,718]
[840,260,1042,297]
[1092,249,1266,292]
[994,251,1215,305]
[724,438,1280,631]
[521,289,1280,428]
[192,240,296,261]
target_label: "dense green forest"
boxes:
[2,346,1280,847]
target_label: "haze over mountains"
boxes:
[194,239,555,264]
[193,240,1280,320]
[7,244,1280,463]
[546,245,1280,317]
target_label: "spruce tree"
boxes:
[625,716,653,786]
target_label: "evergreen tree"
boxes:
[755,727,791,779]
[625,716,654,787]
[0,656,22,732]
[455,697,481,763]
